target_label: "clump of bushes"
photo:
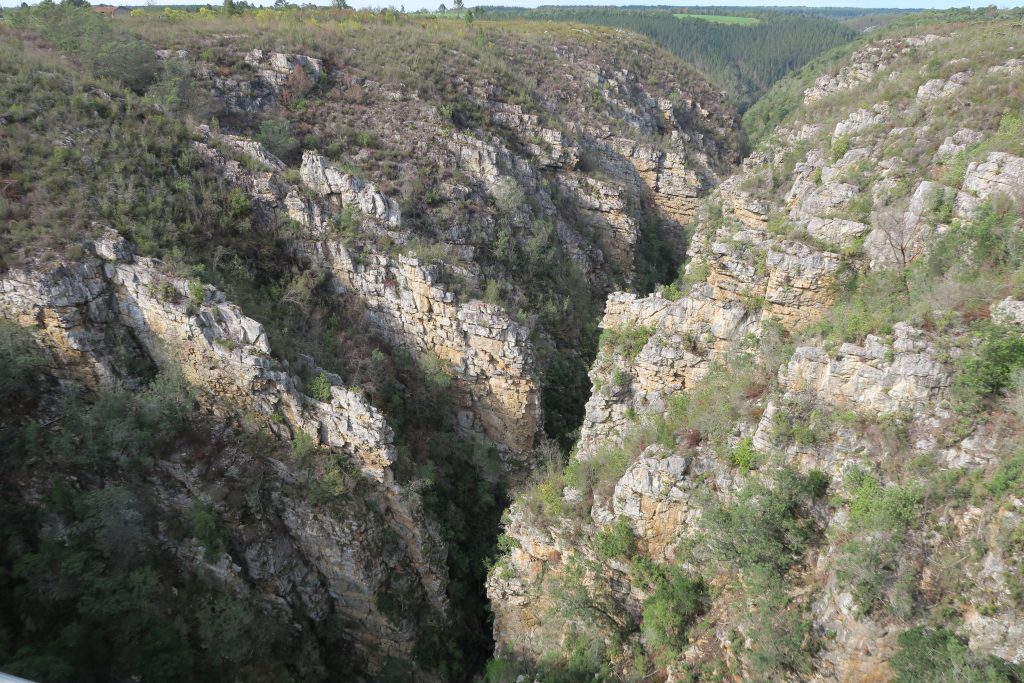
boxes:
[635,560,708,656]
[599,325,654,359]
[0,321,47,423]
[803,194,1022,352]
[890,627,1022,682]
[662,259,711,301]
[685,466,826,677]
[835,470,922,617]
[594,516,637,559]
[256,117,300,162]
[953,323,1024,414]
[771,395,832,446]
[697,466,827,573]
[829,133,850,163]
[188,280,205,305]
[190,502,225,559]
[9,5,159,93]
[305,373,333,402]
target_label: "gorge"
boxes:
[1,5,1024,682]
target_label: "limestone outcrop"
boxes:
[300,152,402,228]
[301,242,543,465]
[802,34,947,103]
[488,25,1024,681]
[0,229,449,676]
[193,133,544,467]
[576,213,843,457]
[957,152,1024,217]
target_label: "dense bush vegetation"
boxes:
[635,562,708,656]
[483,7,857,111]
[0,11,520,677]
[0,324,327,682]
[7,5,158,93]
[954,323,1024,414]
[687,467,826,676]
[745,6,1024,144]
[0,320,47,424]
[696,466,826,573]
[805,196,1024,351]
[891,627,1023,682]
[834,471,922,618]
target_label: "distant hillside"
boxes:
[481,7,858,111]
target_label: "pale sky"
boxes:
[1,1,1020,15]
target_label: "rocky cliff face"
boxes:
[192,135,543,469]
[0,230,448,677]
[0,15,748,681]
[488,18,1024,680]
[177,29,743,464]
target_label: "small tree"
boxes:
[437,2,446,11]
[871,200,917,292]
[453,0,464,8]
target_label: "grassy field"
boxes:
[674,13,760,25]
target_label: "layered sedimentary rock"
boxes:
[295,154,543,465]
[303,242,543,464]
[576,214,844,458]
[0,229,448,676]
[802,34,947,103]
[192,135,545,467]
[489,26,1024,680]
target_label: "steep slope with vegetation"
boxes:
[488,9,1024,682]
[0,6,741,682]
[483,6,859,111]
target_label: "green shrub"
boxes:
[805,469,830,498]
[483,656,523,683]
[668,359,762,457]
[563,445,630,504]
[772,396,831,446]
[675,259,710,296]
[730,436,758,473]
[740,564,815,679]
[187,280,205,305]
[837,536,917,618]
[0,321,47,421]
[599,325,653,359]
[846,191,873,223]
[256,117,299,161]
[11,6,158,93]
[189,502,224,559]
[594,516,637,559]
[983,447,1024,497]
[836,472,922,617]
[890,627,1022,682]
[846,471,920,533]
[661,281,684,301]
[419,352,453,391]
[227,188,250,218]
[641,568,708,654]
[927,185,956,224]
[830,134,850,163]
[698,466,824,573]
[305,373,333,402]
[953,323,1024,414]
[802,268,906,345]
[156,282,180,303]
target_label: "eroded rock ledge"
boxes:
[0,229,448,676]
